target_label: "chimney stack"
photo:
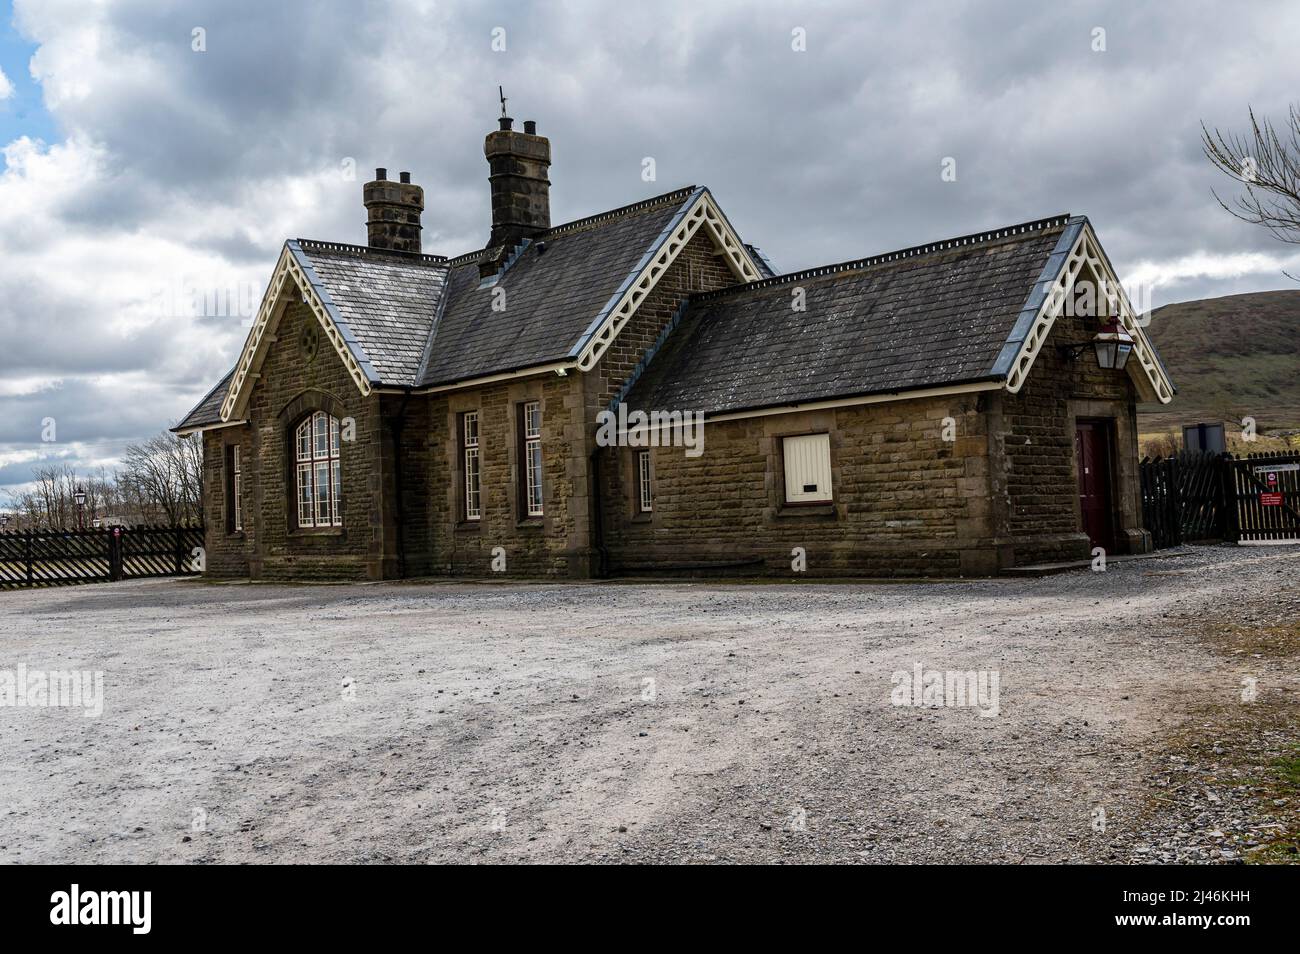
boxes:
[363,167,424,253]
[484,116,551,251]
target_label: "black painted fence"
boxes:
[0,525,204,590]
[1141,450,1300,549]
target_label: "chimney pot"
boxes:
[363,168,423,253]
[498,116,513,132]
[484,114,551,251]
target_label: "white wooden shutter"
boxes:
[783,433,833,503]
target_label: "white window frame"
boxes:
[782,433,833,504]
[463,411,481,521]
[231,444,242,531]
[523,401,543,517]
[637,450,653,513]
[295,411,342,528]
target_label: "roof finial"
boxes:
[496,86,514,131]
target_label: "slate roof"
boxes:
[178,193,1118,434]
[176,186,706,430]
[175,367,234,432]
[292,241,450,386]
[622,215,1079,417]
[418,187,699,386]
[745,245,778,279]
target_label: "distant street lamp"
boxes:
[74,486,86,530]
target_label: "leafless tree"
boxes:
[1202,104,1300,278]
[119,432,204,526]
[1,430,203,531]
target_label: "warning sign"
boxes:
[1260,492,1284,507]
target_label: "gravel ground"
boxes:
[1,544,1296,864]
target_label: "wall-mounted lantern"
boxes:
[1058,318,1134,371]
[1092,318,1134,370]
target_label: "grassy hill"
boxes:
[1137,289,1300,440]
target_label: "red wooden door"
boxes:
[1075,420,1114,551]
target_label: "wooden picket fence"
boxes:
[1225,453,1300,543]
[1141,451,1300,548]
[0,525,205,590]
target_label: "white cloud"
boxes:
[2,0,1300,491]
[0,67,13,101]
[1127,249,1300,293]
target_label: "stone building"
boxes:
[176,114,1174,580]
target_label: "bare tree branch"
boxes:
[1201,105,1300,264]
[1,429,204,530]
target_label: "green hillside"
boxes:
[1137,289,1300,432]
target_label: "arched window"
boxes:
[295,411,341,528]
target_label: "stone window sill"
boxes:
[455,520,482,533]
[515,518,544,530]
[774,503,837,519]
[289,527,345,538]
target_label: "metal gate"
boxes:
[1139,451,1231,549]
[0,525,205,589]
[1227,453,1300,543]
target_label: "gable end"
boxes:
[570,188,761,373]
[220,243,380,421]
[996,220,1174,404]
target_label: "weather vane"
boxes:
[499,85,508,118]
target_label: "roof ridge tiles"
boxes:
[542,185,699,237]
[689,213,1075,304]
[441,186,700,268]
[293,238,449,265]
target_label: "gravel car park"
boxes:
[2,545,1297,864]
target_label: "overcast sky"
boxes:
[1,0,1297,494]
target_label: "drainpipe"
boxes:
[386,390,412,579]
[590,448,610,577]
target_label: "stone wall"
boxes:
[200,428,251,578]
[992,304,1147,566]
[421,372,586,578]
[599,394,995,577]
[582,229,741,574]
[595,298,1150,577]
[412,227,744,579]
[204,299,392,581]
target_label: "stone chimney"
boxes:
[485,115,551,250]
[363,168,424,253]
